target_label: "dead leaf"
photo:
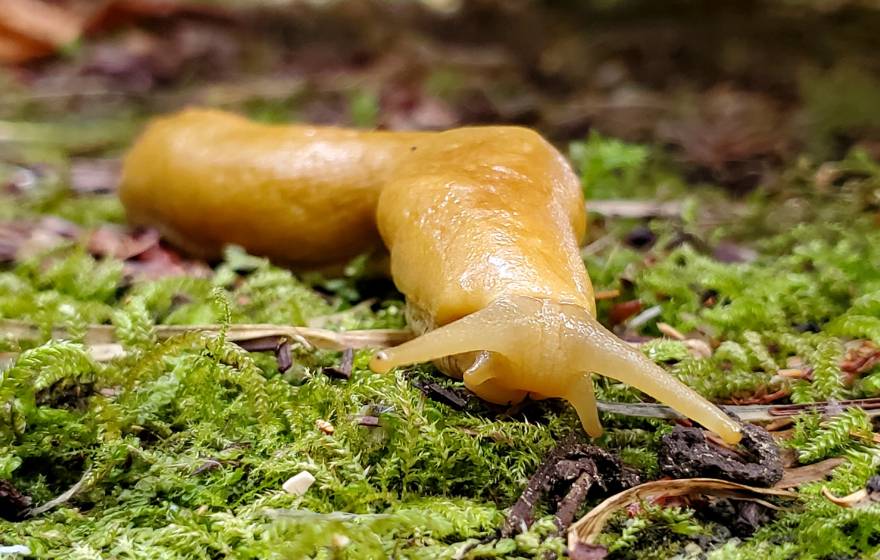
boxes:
[841,340,880,382]
[86,343,126,362]
[569,542,609,560]
[778,368,809,379]
[122,244,211,280]
[0,0,83,65]
[381,86,459,131]
[822,486,868,508]
[657,322,685,341]
[823,475,880,508]
[775,458,844,489]
[683,338,713,359]
[609,299,642,325]
[657,87,789,189]
[0,0,230,65]
[764,417,795,432]
[85,0,230,34]
[0,217,81,262]
[0,28,52,65]
[730,387,791,405]
[70,158,121,194]
[567,478,797,550]
[88,226,160,260]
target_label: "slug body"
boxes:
[120,109,742,444]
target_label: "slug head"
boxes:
[370,295,742,444]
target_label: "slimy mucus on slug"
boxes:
[119,108,743,445]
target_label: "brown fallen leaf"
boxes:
[0,0,89,64]
[0,217,82,262]
[122,243,211,280]
[85,0,230,34]
[657,87,789,189]
[609,299,642,325]
[70,158,121,194]
[822,475,880,508]
[778,368,809,379]
[0,28,52,65]
[764,417,795,432]
[0,0,229,65]
[841,340,880,384]
[657,322,685,341]
[682,338,713,359]
[822,487,868,508]
[568,478,797,550]
[0,479,33,521]
[569,542,609,560]
[87,226,160,260]
[729,387,791,406]
[775,457,845,489]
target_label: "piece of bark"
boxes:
[415,381,469,410]
[503,435,639,537]
[322,347,354,379]
[0,479,31,521]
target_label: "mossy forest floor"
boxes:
[2,1,880,558]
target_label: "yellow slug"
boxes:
[120,108,742,444]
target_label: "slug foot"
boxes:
[370,295,742,444]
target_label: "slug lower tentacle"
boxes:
[119,108,743,444]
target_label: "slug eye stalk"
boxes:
[370,295,743,445]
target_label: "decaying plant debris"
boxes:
[2,0,880,558]
[567,479,799,554]
[502,435,641,538]
[658,424,783,487]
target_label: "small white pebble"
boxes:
[282,471,316,496]
[0,545,31,556]
[331,534,350,548]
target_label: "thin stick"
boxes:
[599,398,880,423]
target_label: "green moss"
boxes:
[2,132,880,558]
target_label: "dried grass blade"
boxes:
[567,478,798,550]
[0,319,412,352]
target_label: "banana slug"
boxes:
[120,108,742,444]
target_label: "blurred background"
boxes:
[3,0,880,183]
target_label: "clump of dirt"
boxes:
[658,423,783,487]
